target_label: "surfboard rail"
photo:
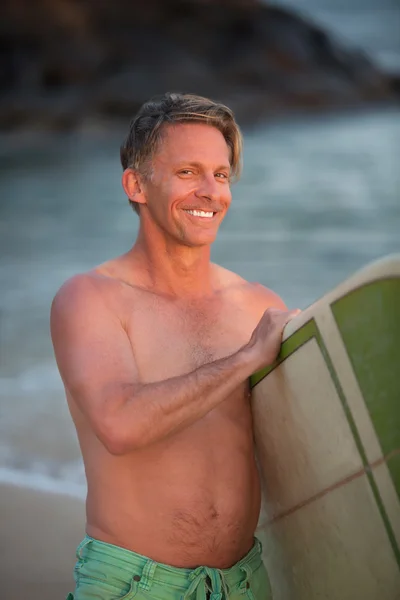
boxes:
[251,254,400,599]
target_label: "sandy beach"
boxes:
[0,483,85,600]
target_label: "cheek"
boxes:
[147,183,174,216]
[224,188,232,207]
[170,183,196,211]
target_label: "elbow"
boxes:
[96,415,144,456]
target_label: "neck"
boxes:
[128,224,214,298]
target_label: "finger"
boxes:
[283,309,301,324]
[264,307,285,317]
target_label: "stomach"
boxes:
[84,413,261,568]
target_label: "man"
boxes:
[51,92,299,600]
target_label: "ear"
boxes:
[122,169,147,207]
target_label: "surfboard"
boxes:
[251,255,400,600]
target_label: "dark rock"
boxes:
[389,73,400,96]
[0,0,397,131]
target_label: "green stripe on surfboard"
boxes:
[332,277,400,499]
[250,319,316,388]
[250,315,400,567]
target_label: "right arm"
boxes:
[50,276,297,455]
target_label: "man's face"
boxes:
[142,123,232,247]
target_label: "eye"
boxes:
[179,169,194,176]
[215,172,229,180]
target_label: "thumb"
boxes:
[286,308,301,321]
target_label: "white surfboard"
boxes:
[251,255,400,600]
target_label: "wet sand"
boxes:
[0,483,85,600]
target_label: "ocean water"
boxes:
[0,2,399,498]
[271,0,400,71]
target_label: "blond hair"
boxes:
[120,92,243,213]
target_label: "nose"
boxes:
[195,173,220,203]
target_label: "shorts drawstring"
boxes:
[182,566,229,600]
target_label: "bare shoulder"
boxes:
[213,264,287,312]
[52,272,103,312]
[245,282,288,311]
[50,271,116,338]
[212,263,248,289]
[51,253,130,314]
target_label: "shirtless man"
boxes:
[51,93,299,600]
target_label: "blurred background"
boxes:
[0,0,399,499]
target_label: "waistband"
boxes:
[76,535,263,599]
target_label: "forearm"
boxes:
[107,345,258,453]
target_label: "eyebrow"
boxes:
[178,161,231,171]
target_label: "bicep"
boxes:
[50,276,139,424]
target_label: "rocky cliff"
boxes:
[0,0,397,130]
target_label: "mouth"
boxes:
[183,209,217,219]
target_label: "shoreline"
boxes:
[0,467,87,501]
[0,482,85,600]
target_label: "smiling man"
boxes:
[51,93,299,600]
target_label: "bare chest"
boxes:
[126,295,255,383]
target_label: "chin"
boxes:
[177,226,218,247]
[187,232,218,247]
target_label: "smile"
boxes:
[183,209,215,218]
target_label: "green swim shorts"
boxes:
[67,535,272,600]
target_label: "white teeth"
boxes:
[185,210,214,218]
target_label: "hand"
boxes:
[246,308,301,371]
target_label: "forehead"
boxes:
[155,123,231,167]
